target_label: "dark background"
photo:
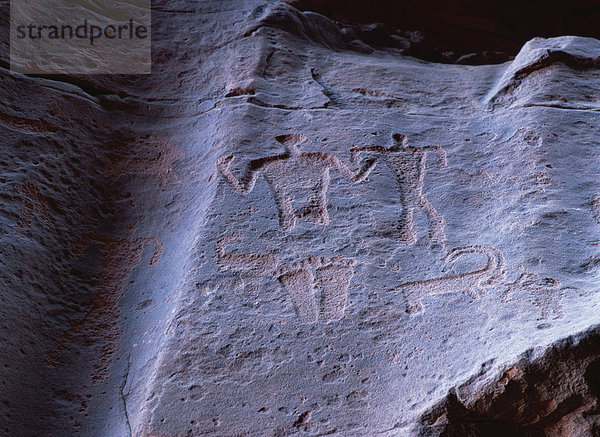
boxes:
[287,0,600,64]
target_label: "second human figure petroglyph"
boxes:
[352,133,448,245]
[217,134,376,231]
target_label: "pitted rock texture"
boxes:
[0,1,599,436]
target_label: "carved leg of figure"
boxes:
[90,319,122,382]
[296,186,329,225]
[398,205,417,245]
[45,304,119,381]
[297,204,329,225]
[278,269,318,323]
[316,262,353,322]
[420,195,446,243]
[273,192,297,231]
[46,307,97,367]
[403,287,423,314]
[94,341,117,382]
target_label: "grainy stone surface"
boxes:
[0,1,599,436]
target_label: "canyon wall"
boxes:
[0,1,599,435]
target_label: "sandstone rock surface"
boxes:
[0,1,599,436]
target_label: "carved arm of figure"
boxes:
[350,145,388,163]
[216,154,262,194]
[327,146,383,183]
[421,145,448,168]
[334,155,377,183]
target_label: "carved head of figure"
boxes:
[276,133,307,155]
[391,133,409,150]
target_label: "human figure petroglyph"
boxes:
[46,226,163,382]
[501,272,576,320]
[217,134,376,231]
[214,233,355,323]
[106,138,182,187]
[351,133,447,244]
[395,245,506,314]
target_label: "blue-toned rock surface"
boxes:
[0,1,599,436]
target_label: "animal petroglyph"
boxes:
[106,138,182,187]
[217,134,376,231]
[352,133,447,244]
[277,256,356,324]
[15,183,53,234]
[46,226,163,382]
[215,232,280,276]
[501,272,576,320]
[395,245,506,314]
[214,234,355,323]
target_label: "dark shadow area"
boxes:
[286,0,600,64]
[417,326,600,436]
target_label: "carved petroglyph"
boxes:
[501,272,578,320]
[278,267,318,323]
[15,183,53,234]
[316,260,355,322]
[521,131,552,195]
[106,138,182,187]
[352,133,447,244]
[214,234,355,323]
[46,226,163,382]
[276,256,356,324]
[592,194,600,224]
[215,232,280,276]
[395,245,506,314]
[217,134,375,231]
[501,129,552,198]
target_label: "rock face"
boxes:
[0,1,600,436]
